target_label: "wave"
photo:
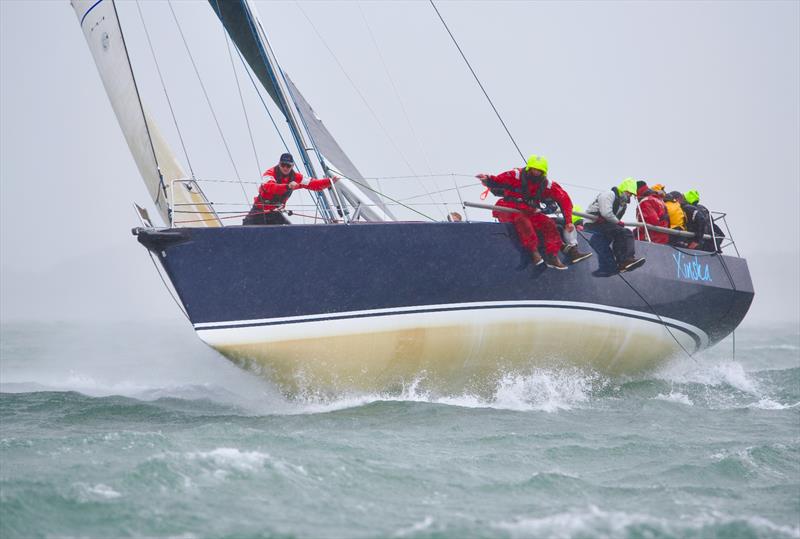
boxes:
[280,368,600,415]
[1,365,602,415]
[493,505,800,539]
[392,516,435,537]
[183,448,274,472]
[73,483,122,501]
[747,398,800,410]
[0,376,292,416]
[748,344,800,351]
[2,355,797,416]
[655,358,762,394]
[648,358,799,410]
[653,391,694,406]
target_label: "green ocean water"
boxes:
[0,321,798,539]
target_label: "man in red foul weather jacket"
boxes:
[243,153,338,225]
[477,155,583,269]
[634,181,669,244]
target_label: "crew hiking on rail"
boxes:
[584,178,646,273]
[243,153,338,225]
[634,181,670,244]
[476,154,592,270]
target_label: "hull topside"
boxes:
[137,222,753,391]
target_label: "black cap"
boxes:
[279,153,294,165]
[668,191,685,203]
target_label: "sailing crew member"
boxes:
[634,181,670,244]
[663,189,688,245]
[477,155,583,269]
[572,204,586,228]
[681,189,724,252]
[585,178,646,272]
[243,153,338,225]
[541,200,593,263]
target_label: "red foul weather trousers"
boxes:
[494,199,562,255]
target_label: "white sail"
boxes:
[146,109,221,228]
[284,75,395,222]
[72,0,219,228]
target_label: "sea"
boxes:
[0,320,798,539]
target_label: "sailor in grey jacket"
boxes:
[586,187,629,224]
[584,179,645,272]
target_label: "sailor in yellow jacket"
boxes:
[662,190,687,232]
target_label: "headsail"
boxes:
[208,0,395,221]
[284,76,395,221]
[72,0,219,228]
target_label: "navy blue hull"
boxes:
[138,222,753,350]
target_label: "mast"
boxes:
[211,0,395,222]
[238,0,338,222]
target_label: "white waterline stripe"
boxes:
[192,301,708,348]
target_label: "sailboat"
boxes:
[72,0,754,394]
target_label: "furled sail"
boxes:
[208,0,395,221]
[72,0,219,228]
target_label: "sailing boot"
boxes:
[545,253,568,270]
[531,251,544,266]
[564,245,593,264]
[619,257,646,273]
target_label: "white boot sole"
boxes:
[570,253,593,264]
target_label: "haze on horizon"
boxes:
[1,0,798,326]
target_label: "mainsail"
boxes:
[72,0,220,228]
[208,0,395,221]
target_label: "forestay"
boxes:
[72,0,220,228]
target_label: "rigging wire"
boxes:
[214,0,262,180]
[671,240,739,361]
[618,272,697,362]
[292,2,413,173]
[235,45,290,153]
[167,0,248,202]
[579,216,738,364]
[427,1,704,359]
[273,64,351,222]
[429,0,525,162]
[356,2,449,213]
[573,228,698,363]
[718,253,737,361]
[146,250,190,320]
[359,2,432,170]
[131,204,189,318]
[134,0,195,179]
[233,36,329,222]
[173,200,468,211]
[335,172,436,221]
[400,182,475,202]
[293,1,446,220]
[236,5,334,222]
[711,250,738,361]
[113,0,167,209]
[189,172,475,183]
[361,172,474,181]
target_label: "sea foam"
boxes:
[494,506,800,539]
[288,368,598,414]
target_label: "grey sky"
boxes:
[1,0,798,324]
